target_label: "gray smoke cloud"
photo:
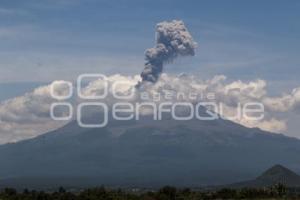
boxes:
[140,20,197,83]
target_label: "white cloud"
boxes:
[0,74,300,144]
[262,87,300,112]
[83,74,299,133]
[0,81,71,144]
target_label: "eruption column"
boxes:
[141,20,197,83]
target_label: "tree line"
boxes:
[1,183,300,200]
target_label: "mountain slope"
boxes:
[0,117,300,188]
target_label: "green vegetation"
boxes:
[0,184,299,200]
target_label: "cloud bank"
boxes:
[0,81,72,144]
[1,74,300,144]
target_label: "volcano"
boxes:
[0,117,300,189]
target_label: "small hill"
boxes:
[230,165,300,188]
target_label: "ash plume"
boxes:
[140,20,197,83]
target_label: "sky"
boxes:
[0,0,300,143]
[0,0,299,84]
